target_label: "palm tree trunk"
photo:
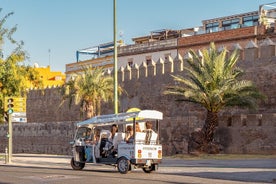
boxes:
[85,101,94,119]
[188,111,220,154]
[96,97,101,116]
[202,110,218,143]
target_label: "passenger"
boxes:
[93,130,100,144]
[85,129,99,162]
[85,129,92,143]
[110,124,118,142]
[135,122,141,132]
[144,121,154,132]
[125,125,134,143]
[144,121,154,145]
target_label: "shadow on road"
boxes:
[162,170,275,183]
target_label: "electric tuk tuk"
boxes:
[70,109,163,174]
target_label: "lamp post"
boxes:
[113,0,118,114]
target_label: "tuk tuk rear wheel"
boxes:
[117,157,130,174]
[142,164,155,173]
[71,157,85,170]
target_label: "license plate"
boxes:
[146,159,152,166]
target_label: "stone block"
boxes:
[246,114,262,127]
[231,115,243,127]
[262,113,276,126]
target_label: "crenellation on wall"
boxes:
[147,59,156,77]
[124,64,131,81]
[218,115,230,127]
[139,61,147,78]
[244,40,259,61]
[118,66,124,82]
[118,42,276,85]
[156,58,164,75]
[230,43,244,60]
[131,63,139,80]
[231,114,247,127]
[246,114,262,127]
[174,54,183,72]
[262,113,276,126]
[164,55,174,73]
[260,38,276,59]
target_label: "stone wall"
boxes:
[0,113,274,155]
[0,41,275,155]
[0,122,75,155]
[216,113,276,154]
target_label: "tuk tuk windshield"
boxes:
[75,127,91,140]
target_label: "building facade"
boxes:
[65,3,276,79]
[28,64,65,88]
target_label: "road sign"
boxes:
[13,112,26,117]
[11,117,27,123]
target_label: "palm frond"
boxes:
[163,42,265,113]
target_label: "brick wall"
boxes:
[178,26,259,57]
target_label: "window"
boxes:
[243,15,259,27]
[164,53,171,60]
[127,58,133,67]
[55,76,62,81]
[146,56,152,65]
[206,22,219,33]
[222,18,240,30]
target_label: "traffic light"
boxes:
[6,98,14,114]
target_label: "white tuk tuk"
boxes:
[70,109,163,174]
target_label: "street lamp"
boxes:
[113,0,118,114]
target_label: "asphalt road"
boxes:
[0,154,275,184]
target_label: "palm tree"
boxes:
[164,42,265,153]
[60,66,118,119]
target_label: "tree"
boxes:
[164,42,265,153]
[0,9,41,122]
[60,66,121,119]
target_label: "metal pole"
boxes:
[113,0,118,114]
[5,147,8,164]
[7,113,12,163]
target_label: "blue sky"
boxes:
[1,0,274,72]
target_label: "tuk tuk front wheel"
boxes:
[71,157,85,170]
[117,157,130,174]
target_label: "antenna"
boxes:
[48,49,51,67]
[119,30,124,39]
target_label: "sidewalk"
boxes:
[1,153,276,168]
[0,154,71,168]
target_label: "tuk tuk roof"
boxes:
[77,110,163,127]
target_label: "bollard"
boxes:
[5,147,8,164]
